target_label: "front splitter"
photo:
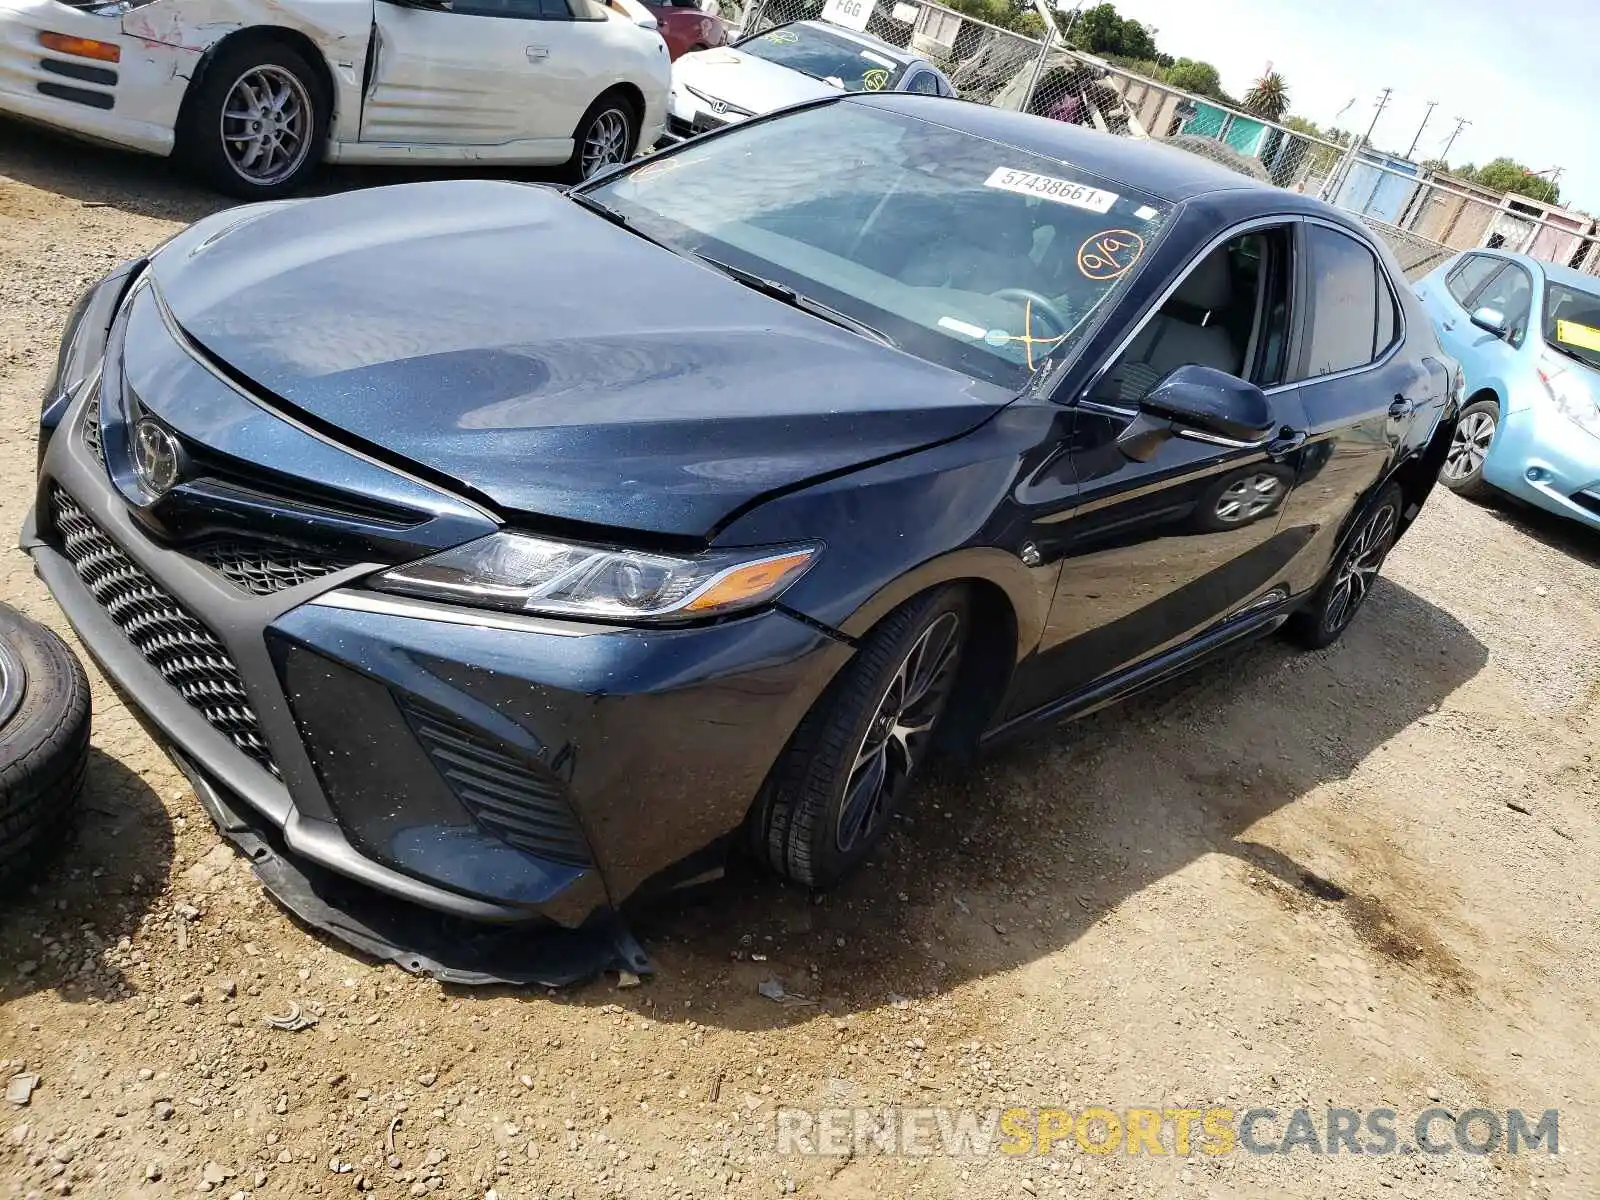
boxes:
[169,748,655,988]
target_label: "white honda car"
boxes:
[664,19,951,143]
[0,0,669,197]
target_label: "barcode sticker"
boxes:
[983,167,1118,213]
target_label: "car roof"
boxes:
[1451,249,1600,294]
[791,19,924,67]
[841,93,1317,204]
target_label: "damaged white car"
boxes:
[0,0,670,196]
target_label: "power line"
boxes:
[1440,117,1471,163]
[1406,101,1437,160]
[1361,87,1393,150]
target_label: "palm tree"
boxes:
[1243,72,1290,122]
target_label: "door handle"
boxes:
[1442,319,1456,331]
[1266,427,1307,461]
[1388,395,1416,421]
[525,45,548,60]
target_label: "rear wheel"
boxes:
[562,94,639,183]
[750,587,968,888]
[1439,397,1499,501]
[178,40,328,200]
[1285,484,1403,650]
[0,605,91,895]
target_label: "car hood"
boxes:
[672,45,838,113]
[146,179,1007,539]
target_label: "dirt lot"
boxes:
[2,123,1599,1200]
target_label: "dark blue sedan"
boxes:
[25,92,1459,982]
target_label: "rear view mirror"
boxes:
[1117,365,1276,462]
[1470,306,1508,337]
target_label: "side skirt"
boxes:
[978,597,1302,750]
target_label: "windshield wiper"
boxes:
[565,190,675,253]
[694,254,897,348]
[1545,340,1600,370]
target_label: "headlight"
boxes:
[42,259,144,420]
[1536,351,1600,439]
[373,533,820,622]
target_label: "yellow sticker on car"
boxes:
[1556,319,1600,352]
[862,68,890,91]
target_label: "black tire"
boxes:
[750,587,968,888]
[177,39,329,200]
[0,605,91,895]
[562,92,639,184]
[1285,483,1404,650]
[1438,397,1500,501]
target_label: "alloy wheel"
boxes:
[835,612,962,853]
[580,108,631,179]
[1323,500,1398,635]
[1443,409,1495,481]
[220,65,313,187]
[1215,472,1284,523]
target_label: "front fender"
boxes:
[712,406,1062,665]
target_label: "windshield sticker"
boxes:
[761,29,799,43]
[1133,204,1160,221]
[1077,229,1145,281]
[1555,319,1600,352]
[859,49,897,67]
[983,168,1118,213]
[861,67,891,91]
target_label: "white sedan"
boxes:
[0,0,670,197]
[664,19,951,142]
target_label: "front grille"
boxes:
[195,541,357,596]
[400,698,590,867]
[50,487,280,777]
[81,396,104,466]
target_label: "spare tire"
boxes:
[0,605,90,895]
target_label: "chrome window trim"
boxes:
[1074,211,1410,409]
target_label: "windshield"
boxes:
[738,25,907,93]
[1543,281,1600,371]
[587,102,1172,389]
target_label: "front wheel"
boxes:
[1439,398,1499,501]
[178,41,328,200]
[750,587,968,888]
[562,95,639,183]
[1285,483,1403,650]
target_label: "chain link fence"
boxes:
[696,1,1600,281]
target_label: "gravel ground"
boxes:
[2,123,1599,1200]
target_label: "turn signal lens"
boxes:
[682,551,818,613]
[38,32,122,62]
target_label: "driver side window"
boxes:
[1092,226,1293,406]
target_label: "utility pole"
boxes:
[1322,88,1390,202]
[1406,100,1437,160]
[1440,117,1470,164]
[1361,87,1392,150]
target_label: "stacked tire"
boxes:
[0,605,90,895]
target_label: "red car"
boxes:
[646,0,728,59]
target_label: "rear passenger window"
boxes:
[1375,271,1399,356]
[1446,255,1500,306]
[1301,225,1380,378]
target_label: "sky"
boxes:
[1100,0,1598,212]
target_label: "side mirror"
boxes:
[1117,365,1276,462]
[1470,306,1508,337]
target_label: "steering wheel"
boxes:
[989,288,1072,338]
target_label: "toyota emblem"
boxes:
[132,418,183,496]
